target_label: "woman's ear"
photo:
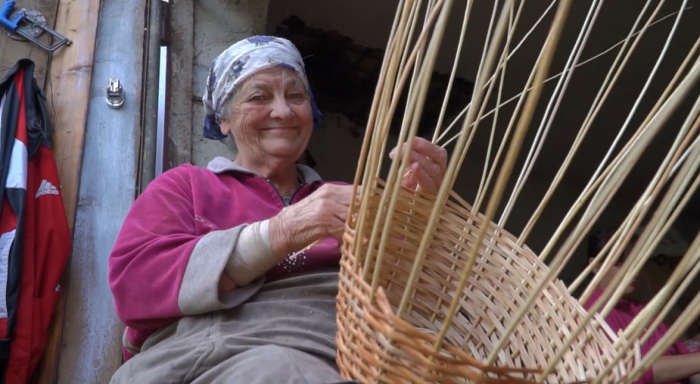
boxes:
[219,119,231,136]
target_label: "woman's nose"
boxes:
[269,95,294,120]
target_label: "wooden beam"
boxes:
[33,0,102,382]
[0,0,59,86]
[50,0,150,381]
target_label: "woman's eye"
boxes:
[290,93,303,99]
[249,94,264,101]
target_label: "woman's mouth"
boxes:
[263,126,296,131]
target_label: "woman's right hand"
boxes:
[268,184,354,256]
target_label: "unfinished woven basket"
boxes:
[330,0,700,382]
[336,185,639,383]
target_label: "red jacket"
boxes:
[0,59,72,384]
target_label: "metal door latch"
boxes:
[106,78,125,109]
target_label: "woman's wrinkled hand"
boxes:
[268,184,354,256]
[389,137,448,194]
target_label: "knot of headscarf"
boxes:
[202,36,322,140]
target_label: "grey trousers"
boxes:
[192,344,353,384]
[110,269,356,384]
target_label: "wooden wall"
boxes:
[1,0,103,382]
[49,0,152,380]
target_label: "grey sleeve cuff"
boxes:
[178,225,264,316]
[224,220,280,286]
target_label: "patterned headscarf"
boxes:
[202,36,322,140]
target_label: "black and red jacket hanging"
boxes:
[0,59,72,384]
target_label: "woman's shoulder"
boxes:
[153,163,199,185]
[143,163,215,197]
[151,159,268,195]
[156,161,233,182]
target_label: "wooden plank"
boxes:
[0,0,59,86]
[51,0,149,381]
[164,0,194,169]
[32,0,102,382]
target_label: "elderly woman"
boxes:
[108,36,447,383]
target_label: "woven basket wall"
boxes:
[336,184,640,383]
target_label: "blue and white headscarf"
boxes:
[203,36,322,140]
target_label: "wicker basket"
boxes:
[336,185,639,383]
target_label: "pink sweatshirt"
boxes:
[584,289,692,384]
[108,157,343,360]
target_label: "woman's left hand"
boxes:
[389,137,448,194]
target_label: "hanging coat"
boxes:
[0,59,72,384]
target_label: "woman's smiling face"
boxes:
[220,67,314,164]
